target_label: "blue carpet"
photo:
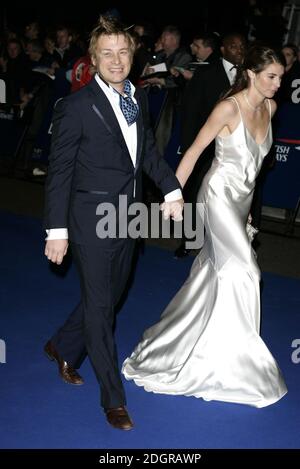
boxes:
[0,211,299,449]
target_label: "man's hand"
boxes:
[160,198,184,222]
[170,66,180,77]
[144,77,165,86]
[181,69,193,80]
[45,239,68,265]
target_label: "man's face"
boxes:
[161,32,177,51]
[56,29,70,49]
[191,39,212,61]
[7,42,21,59]
[26,44,40,61]
[222,36,245,65]
[92,34,133,91]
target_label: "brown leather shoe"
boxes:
[105,406,134,430]
[44,340,84,385]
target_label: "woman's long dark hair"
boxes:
[224,45,286,99]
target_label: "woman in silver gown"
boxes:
[122,46,288,408]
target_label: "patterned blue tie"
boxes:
[118,79,139,126]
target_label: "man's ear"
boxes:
[91,56,96,67]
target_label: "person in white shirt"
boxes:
[43,15,183,431]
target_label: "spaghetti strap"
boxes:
[227,96,243,121]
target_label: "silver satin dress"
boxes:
[122,97,288,408]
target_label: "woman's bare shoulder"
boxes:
[214,97,239,117]
[211,98,240,127]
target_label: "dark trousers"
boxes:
[51,239,136,409]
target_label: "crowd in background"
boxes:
[0,3,299,182]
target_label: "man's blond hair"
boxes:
[89,16,136,60]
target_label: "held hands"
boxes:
[160,198,184,222]
[45,239,68,265]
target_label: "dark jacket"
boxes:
[44,77,180,245]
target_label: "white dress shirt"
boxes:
[222,58,237,86]
[47,76,181,240]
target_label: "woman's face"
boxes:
[282,47,296,69]
[253,63,285,98]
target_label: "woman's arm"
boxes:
[176,99,237,188]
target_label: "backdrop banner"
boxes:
[262,101,300,210]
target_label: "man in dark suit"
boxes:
[175,32,246,257]
[44,16,183,430]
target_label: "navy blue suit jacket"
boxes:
[44,77,180,245]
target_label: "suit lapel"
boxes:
[135,92,144,172]
[88,78,144,171]
[220,63,231,89]
[88,78,130,155]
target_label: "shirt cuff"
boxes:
[46,228,68,240]
[164,189,182,202]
